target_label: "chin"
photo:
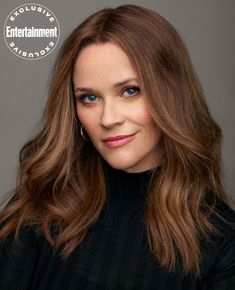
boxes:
[102,156,141,172]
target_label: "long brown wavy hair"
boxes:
[0,4,233,277]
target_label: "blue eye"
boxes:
[78,95,98,103]
[76,86,140,104]
[123,86,140,97]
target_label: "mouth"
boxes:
[102,133,137,148]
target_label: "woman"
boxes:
[0,4,235,289]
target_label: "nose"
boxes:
[100,99,124,128]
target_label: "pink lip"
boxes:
[103,133,137,148]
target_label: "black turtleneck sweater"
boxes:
[0,162,235,289]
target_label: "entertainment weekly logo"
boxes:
[3,3,60,60]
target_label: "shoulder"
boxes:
[0,224,43,256]
[201,199,235,278]
[0,225,47,289]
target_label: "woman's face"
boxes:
[73,42,163,173]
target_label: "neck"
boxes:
[103,160,161,211]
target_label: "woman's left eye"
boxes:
[123,86,140,97]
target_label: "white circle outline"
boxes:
[3,3,60,60]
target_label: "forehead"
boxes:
[72,42,138,86]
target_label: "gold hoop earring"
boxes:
[80,125,90,142]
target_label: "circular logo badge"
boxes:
[3,3,60,60]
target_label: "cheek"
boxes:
[135,105,162,139]
[131,101,155,126]
[76,106,97,136]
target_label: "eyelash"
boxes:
[76,86,140,104]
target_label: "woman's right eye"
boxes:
[77,95,99,104]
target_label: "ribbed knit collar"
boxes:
[103,160,160,211]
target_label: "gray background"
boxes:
[0,0,234,203]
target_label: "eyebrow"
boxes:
[74,77,138,94]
